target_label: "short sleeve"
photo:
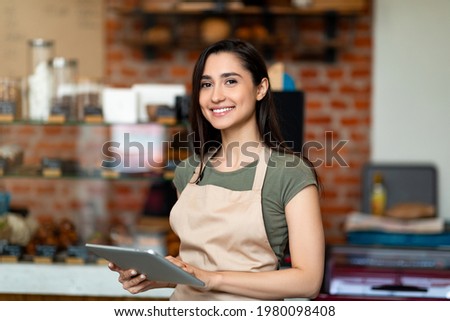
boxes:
[172,155,199,193]
[265,152,318,209]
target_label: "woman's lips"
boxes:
[211,106,235,115]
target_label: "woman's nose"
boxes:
[211,86,225,103]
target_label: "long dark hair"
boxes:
[189,39,320,188]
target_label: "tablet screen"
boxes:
[85,243,205,287]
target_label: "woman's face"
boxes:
[199,52,266,132]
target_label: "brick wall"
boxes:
[104,0,373,243]
[2,1,372,245]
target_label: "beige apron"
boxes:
[169,147,279,300]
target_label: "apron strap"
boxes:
[252,147,271,191]
[189,148,219,184]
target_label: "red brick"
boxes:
[339,84,371,95]
[354,99,370,110]
[321,205,356,215]
[346,190,362,199]
[341,53,371,64]
[330,99,347,110]
[300,68,319,79]
[340,117,361,126]
[304,132,317,141]
[302,84,332,94]
[306,100,323,110]
[351,67,371,78]
[326,68,345,80]
[354,36,372,49]
[145,67,164,78]
[334,175,360,185]
[306,116,332,125]
[350,132,368,142]
[322,189,339,200]
[324,130,341,140]
[171,66,189,78]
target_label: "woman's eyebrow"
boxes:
[201,72,243,80]
[221,72,242,78]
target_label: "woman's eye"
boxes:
[225,79,237,85]
[200,82,212,88]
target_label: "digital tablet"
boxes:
[85,243,205,287]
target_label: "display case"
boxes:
[0,120,189,264]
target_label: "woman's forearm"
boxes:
[208,267,323,300]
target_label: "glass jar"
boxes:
[76,77,103,123]
[28,39,54,75]
[0,77,21,122]
[27,39,54,121]
[48,57,78,122]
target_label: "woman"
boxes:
[109,39,324,300]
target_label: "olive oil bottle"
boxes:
[371,172,387,216]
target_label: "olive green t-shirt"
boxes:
[172,150,317,264]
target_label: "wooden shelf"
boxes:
[113,0,368,16]
[112,0,368,63]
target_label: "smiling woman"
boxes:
[108,39,325,301]
[198,54,268,139]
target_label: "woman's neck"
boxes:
[212,128,264,172]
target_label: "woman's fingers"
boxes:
[121,274,149,293]
[108,260,174,294]
[108,262,149,293]
[165,256,195,274]
[165,256,188,270]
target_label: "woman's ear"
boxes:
[256,78,269,101]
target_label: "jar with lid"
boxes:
[0,77,21,122]
[76,77,103,123]
[48,57,78,123]
[28,39,55,74]
[27,39,54,121]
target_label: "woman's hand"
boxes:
[108,262,174,294]
[165,256,216,291]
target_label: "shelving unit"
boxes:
[0,121,188,180]
[112,0,368,62]
[0,120,188,265]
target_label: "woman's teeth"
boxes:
[212,107,234,113]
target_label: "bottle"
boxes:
[371,172,387,216]
[27,39,54,121]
